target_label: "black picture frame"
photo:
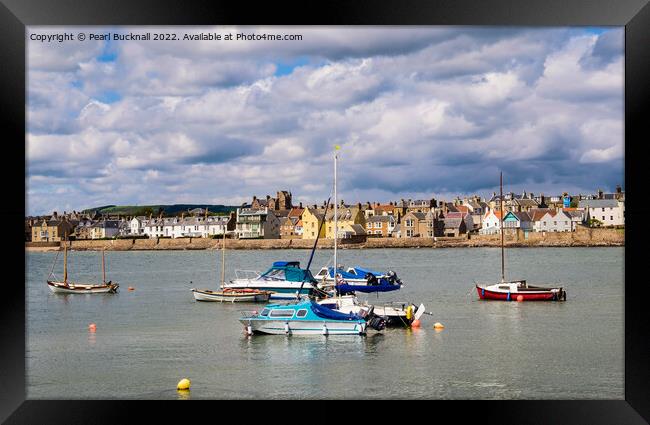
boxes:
[2,0,648,423]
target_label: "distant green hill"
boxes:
[82,204,239,217]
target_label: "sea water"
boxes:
[26,247,623,399]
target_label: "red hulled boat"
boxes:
[476,172,566,302]
[476,280,566,301]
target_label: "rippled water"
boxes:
[26,247,623,399]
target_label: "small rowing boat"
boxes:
[191,287,272,302]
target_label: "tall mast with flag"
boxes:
[333,145,339,280]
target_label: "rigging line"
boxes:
[297,197,332,300]
[48,249,60,278]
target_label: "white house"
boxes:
[294,219,304,237]
[562,209,585,231]
[143,217,165,238]
[578,199,625,227]
[479,210,504,234]
[538,210,572,232]
[129,216,147,235]
[205,215,232,237]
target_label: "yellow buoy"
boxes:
[177,378,191,391]
[433,322,445,329]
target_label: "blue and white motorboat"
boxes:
[225,261,317,300]
[239,299,375,335]
[315,266,403,292]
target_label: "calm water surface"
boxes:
[26,247,624,399]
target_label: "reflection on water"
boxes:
[177,390,190,400]
[27,247,624,399]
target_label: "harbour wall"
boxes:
[25,226,624,251]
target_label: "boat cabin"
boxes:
[260,261,317,283]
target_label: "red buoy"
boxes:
[517,295,524,302]
[411,319,421,328]
[88,323,97,332]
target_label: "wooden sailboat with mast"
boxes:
[475,172,567,301]
[191,231,271,302]
[47,234,119,294]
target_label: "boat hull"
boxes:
[317,297,416,327]
[225,279,312,300]
[476,284,565,301]
[240,318,366,335]
[191,288,271,302]
[47,281,119,294]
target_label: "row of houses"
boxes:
[27,187,625,242]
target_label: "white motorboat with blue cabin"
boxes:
[239,298,387,335]
[224,261,318,300]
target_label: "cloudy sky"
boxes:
[26,26,624,215]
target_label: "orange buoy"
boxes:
[411,319,421,328]
[88,323,97,332]
[517,295,524,302]
[128,287,135,291]
[433,322,445,330]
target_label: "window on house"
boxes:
[610,216,613,220]
[406,229,413,237]
[602,216,605,220]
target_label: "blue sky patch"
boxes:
[96,90,122,103]
[274,56,311,76]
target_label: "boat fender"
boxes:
[322,323,328,335]
[246,324,253,336]
[405,305,413,321]
[506,292,511,301]
[284,322,290,335]
[481,288,485,298]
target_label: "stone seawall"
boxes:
[25,226,624,251]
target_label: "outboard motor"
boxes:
[365,273,379,286]
[386,270,401,285]
[367,315,387,331]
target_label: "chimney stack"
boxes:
[299,202,303,209]
[598,189,603,199]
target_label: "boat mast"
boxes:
[102,248,106,284]
[500,171,505,283]
[334,145,338,279]
[221,230,226,288]
[63,231,68,284]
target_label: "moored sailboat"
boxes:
[191,231,272,302]
[47,236,119,294]
[475,172,567,301]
